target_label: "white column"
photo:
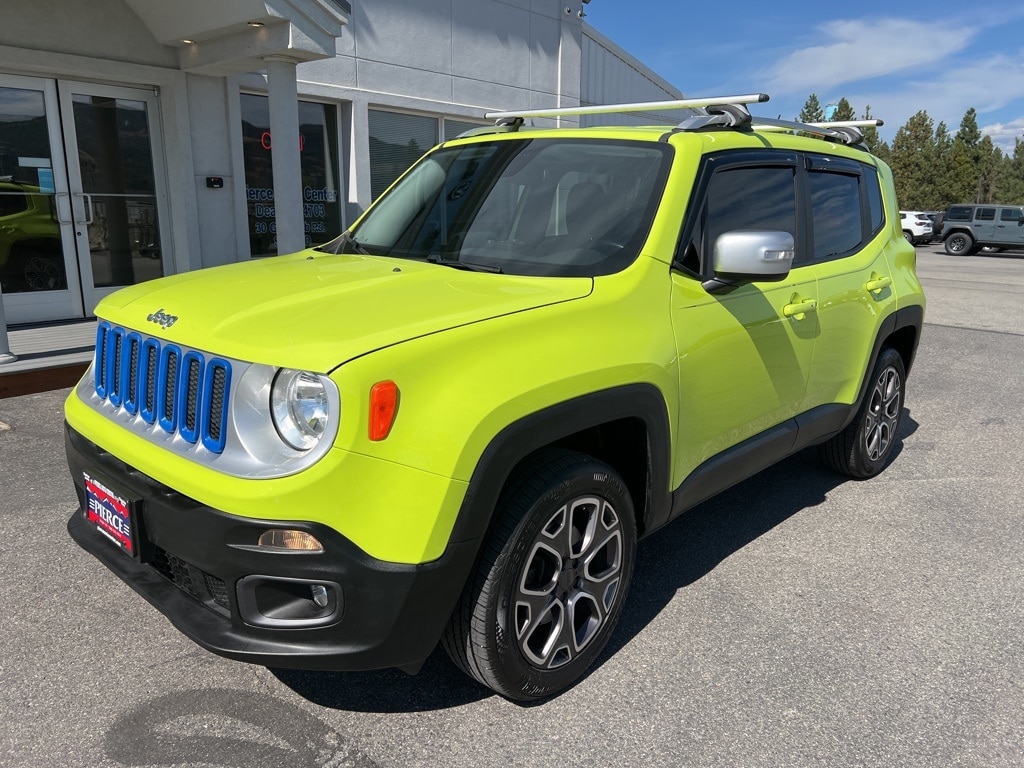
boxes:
[0,290,16,364]
[264,56,305,254]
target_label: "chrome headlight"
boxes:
[271,368,331,450]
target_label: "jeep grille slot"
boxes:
[159,345,179,432]
[125,334,140,414]
[92,322,233,455]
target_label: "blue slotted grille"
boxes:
[93,322,232,454]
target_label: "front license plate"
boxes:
[84,471,137,557]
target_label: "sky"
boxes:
[583,0,1024,153]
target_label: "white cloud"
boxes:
[838,52,1024,152]
[762,18,974,96]
[981,120,1024,153]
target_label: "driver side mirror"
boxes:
[703,230,795,294]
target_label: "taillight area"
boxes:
[368,380,400,441]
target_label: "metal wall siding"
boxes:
[580,32,687,127]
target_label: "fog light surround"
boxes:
[237,575,343,628]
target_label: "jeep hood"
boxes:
[96,252,593,371]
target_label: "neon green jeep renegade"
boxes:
[65,95,925,701]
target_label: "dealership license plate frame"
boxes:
[83,470,141,559]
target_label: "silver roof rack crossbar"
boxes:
[484,93,769,121]
[752,118,884,145]
[470,95,884,149]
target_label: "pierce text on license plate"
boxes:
[84,472,135,556]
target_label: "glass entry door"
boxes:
[0,75,82,322]
[0,75,169,324]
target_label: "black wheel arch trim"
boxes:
[449,384,673,547]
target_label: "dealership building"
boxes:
[0,0,680,330]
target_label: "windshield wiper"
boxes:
[426,254,502,273]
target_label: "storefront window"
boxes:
[367,110,438,200]
[240,94,341,257]
[443,118,487,141]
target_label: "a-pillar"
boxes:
[264,55,305,255]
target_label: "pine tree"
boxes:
[933,122,954,208]
[833,98,856,122]
[860,105,890,160]
[958,108,981,149]
[976,136,1002,203]
[1000,138,1024,205]
[948,139,977,203]
[889,111,936,209]
[950,108,985,203]
[798,94,824,123]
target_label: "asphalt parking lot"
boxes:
[1,245,1021,768]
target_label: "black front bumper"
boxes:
[65,424,479,672]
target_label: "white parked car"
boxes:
[900,211,933,245]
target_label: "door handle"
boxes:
[72,193,94,225]
[864,276,892,294]
[783,299,817,318]
[55,192,74,224]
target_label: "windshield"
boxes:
[324,138,672,277]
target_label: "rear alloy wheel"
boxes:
[442,448,636,701]
[944,232,974,255]
[902,230,914,244]
[819,347,906,478]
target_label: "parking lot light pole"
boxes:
[0,288,17,364]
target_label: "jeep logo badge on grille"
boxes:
[147,308,179,329]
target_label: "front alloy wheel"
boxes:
[514,494,624,670]
[443,448,636,701]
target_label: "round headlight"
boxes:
[271,369,331,451]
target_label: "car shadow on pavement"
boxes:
[600,408,919,669]
[273,411,919,711]
[270,652,491,712]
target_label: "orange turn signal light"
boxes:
[257,529,324,552]
[369,380,399,440]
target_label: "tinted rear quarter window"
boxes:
[946,206,973,222]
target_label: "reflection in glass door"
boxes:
[59,82,169,313]
[0,76,169,324]
[0,75,83,323]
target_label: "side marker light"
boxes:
[369,380,400,441]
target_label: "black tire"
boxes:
[944,231,973,255]
[819,347,906,478]
[442,448,637,701]
[902,230,913,244]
